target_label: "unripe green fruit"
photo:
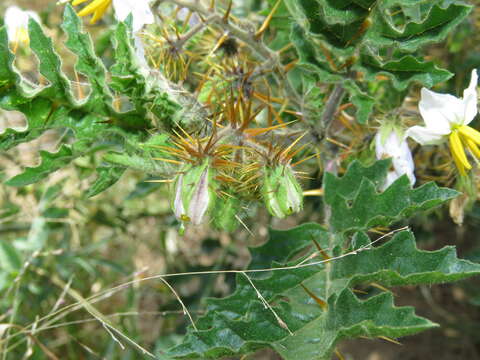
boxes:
[262,165,303,218]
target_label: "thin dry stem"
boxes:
[241,272,293,335]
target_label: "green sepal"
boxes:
[212,196,240,232]
[262,165,304,218]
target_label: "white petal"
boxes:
[188,167,210,225]
[374,131,386,160]
[133,34,148,68]
[4,6,37,41]
[392,144,416,186]
[113,0,154,32]
[462,69,478,125]
[376,132,405,158]
[173,174,185,219]
[419,87,465,130]
[406,125,447,145]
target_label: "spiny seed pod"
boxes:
[261,165,303,218]
[172,160,217,225]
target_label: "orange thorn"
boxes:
[335,349,345,360]
[378,336,402,345]
[144,179,174,183]
[223,0,233,23]
[152,157,184,165]
[279,132,307,158]
[278,43,294,54]
[301,284,327,310]
[255,0,281,40]
[303,188,323,197]
[311,237,331,260]
[284,59,298,73]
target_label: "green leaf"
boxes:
[0,26,15,83]
[274,289,435,360]
[5,145,75,186]
[28,18,74,102]
[0,97,55,151]
[343,80,374,124]
[285,0,472,52]
[359,54,453,91]
[86,166,126,198]
[62,4,113,113]
[250,223,328,269]
[110,18,145,95]
[367,2,472,52]
[0,240,22,273]
[332,231,480,288]
[1,6,179,189]
[323,160,458,233]
[103,151,170,175]
[170,223,480,359]
[285,0,471,123]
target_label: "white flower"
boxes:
[4,6,41,48]
[375,129,416,188]
[112,0,154,32]
[406,69,480,175]
[74,0,153,31]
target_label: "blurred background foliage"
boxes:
[2,0,480,359]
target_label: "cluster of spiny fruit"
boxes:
[144,2,309,231]
[153,94,308,232]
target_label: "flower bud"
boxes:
[172,161,217,225]
[375,124,415,189]
[262,165,303,218]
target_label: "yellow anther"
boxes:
[459,125,480,145]
[75,0,112,23]
[449,130,471,176]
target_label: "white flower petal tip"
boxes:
[406,125,446,145]
[375,130,416,189]
[463,69,479,125]
[112,0,154,32]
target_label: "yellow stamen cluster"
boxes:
[449,125,480,175]
[72,0,112,24]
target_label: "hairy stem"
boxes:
[318,84,346,140]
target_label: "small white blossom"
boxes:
[4,6,40,47]
[407,69,478,145]
[375,129,416,188]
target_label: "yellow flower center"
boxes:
[449,125,480,176]
[72,0,112,24]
